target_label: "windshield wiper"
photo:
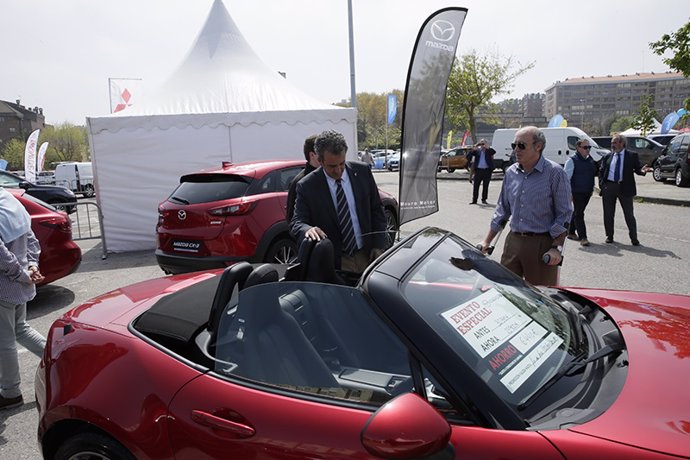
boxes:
[170,196,190,205]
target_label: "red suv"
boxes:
[156,159,399,274]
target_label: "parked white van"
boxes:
[54,162,95,197]
[491,127,609,171]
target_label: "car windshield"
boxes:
[399,234,583,408]
[170,174,250,204]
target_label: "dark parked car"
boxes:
[0,170,76,213]
[36,227,690,459]
[591,136,611,149]
[156,159,399,274]
[8,188,81,285]
[624,136,665,167]
[652,132,690,187]
[647,133,677,146]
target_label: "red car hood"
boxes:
[563,288,690,457]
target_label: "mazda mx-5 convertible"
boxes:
[36,227,690,459]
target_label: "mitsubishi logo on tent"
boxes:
[113,88,132,113]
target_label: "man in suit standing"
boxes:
[286,134,319,223]
[290,130,387,274]
[468,139,495,204]
[599,133,651,246]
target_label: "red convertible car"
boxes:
[7,188,81,285]
[36,227,689,459]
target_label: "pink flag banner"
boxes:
[37,142,49,172]
[24,129,40,183]
[109,78,142,113]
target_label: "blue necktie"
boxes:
[335,179,356,255]
[613,153,621,182]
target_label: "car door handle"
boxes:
[191,410,256,438]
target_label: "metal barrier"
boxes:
[54,201,108,259]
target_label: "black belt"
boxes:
[605,179,623,184]
[511,231,550,237]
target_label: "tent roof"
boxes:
[108,0,340,117]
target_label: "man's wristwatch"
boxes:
[551,245,563,253]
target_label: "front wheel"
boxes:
[83,184,95,198]
[652,164,665,182]
[54,432,135,460]
[383,208,398,249]
[264,237,297,264]
[675,168,689,187]
[447,167,455,173]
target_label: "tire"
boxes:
[383,208,398,249]
[675,168,689,187]
[652,164,665,182]
[83,184,95,198]
[447,168,455,173]
[264,237,297,264]
[49,200,74,213]
[54,432,135,460]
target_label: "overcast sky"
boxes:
[2,0,686,125]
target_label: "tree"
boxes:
[0,138,26,170]
[650,20,690,77]
[40,123,90,165]
[632,95,659,136]
[353,90,403,150]
[609,116,635,134]
[445,49,534,142]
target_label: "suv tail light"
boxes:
[208,201,256,216]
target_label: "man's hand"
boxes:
[477,241,490,254]
[370,248,384,262]
[305,226,327,242]
[28,266,45,284]
[544,248,562,266]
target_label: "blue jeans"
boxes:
[0,299,46,398]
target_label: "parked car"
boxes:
[155,159,399,274]
[36,226,690,459]
[591,136,612,149]
[652,132,690,187]
[54,161,95,197]
[386,152,401,171]
[0,170,77,213]
[438,146,471,173]
[647,133,677,146]
[35,171,56,185]
[623,136,665,167]
[7,189,81,285]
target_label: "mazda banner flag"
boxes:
[399,8,467,225]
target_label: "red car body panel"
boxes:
[7,188,81,285]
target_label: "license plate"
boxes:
[171,240,202,253]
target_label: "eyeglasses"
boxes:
[511,142,532,150]
[580,145,592,150]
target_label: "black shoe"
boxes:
[605,237,614,243]
[567,233,579,241]
[481,199,488,204]
[469,201,477,205]
[0,394,23,410]
[631,239,640,246]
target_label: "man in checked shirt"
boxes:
[478,126,573,286]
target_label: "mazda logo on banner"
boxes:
[178,210,187,220]
[431,20,455,41]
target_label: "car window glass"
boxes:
[214,282,417,408]
[171,174,250,204]
[567,136,578,150]
[0,171,21,187]
[277,166,302,192]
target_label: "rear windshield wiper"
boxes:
[170,196,190,205]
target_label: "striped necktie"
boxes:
[335,179,357,255]
[613,153,621,182]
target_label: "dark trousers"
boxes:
[568,192,592,239]
[472,168,492,202]
[501,232,558,286]
[601,182,637,240]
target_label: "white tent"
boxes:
[87,0,356,252]
[619,119,678,136]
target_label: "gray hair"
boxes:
[314,130,348,160]
[519,126,546,154]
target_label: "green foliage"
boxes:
[650,20,690,77]
[1,138,26,170]
[445,49,534,143]
[609,116,636,134]
[632,95,659,136]
[0,124,89,171]
[354,90,403,150]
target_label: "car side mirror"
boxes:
[361,392,453,459]
[19,181,31,190]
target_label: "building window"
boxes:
[9,127,16,133]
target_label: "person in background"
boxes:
[598,133,651,246]
[564,138,598,246]
[290,130,386,274]
[468,138,495,204]
[361,149,374,169]
[0,188,47,410]
[478,126,572,286]
[286,134,319,223]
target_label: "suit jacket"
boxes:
[290,161,386,268]
[598,149,644,197]
[286,162,316,222]
[468,147,495,171]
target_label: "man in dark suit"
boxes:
[290,130,387,273]
[599,133,651,246]
[467,139,495,204]
[286,134,319,223]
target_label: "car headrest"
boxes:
[244,264,279,289]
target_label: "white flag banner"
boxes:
[24,129,40,183]
[37,142,49,172]
[109,78,142,113]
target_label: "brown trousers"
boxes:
[340,249,371,274]
[500,232,559,286]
